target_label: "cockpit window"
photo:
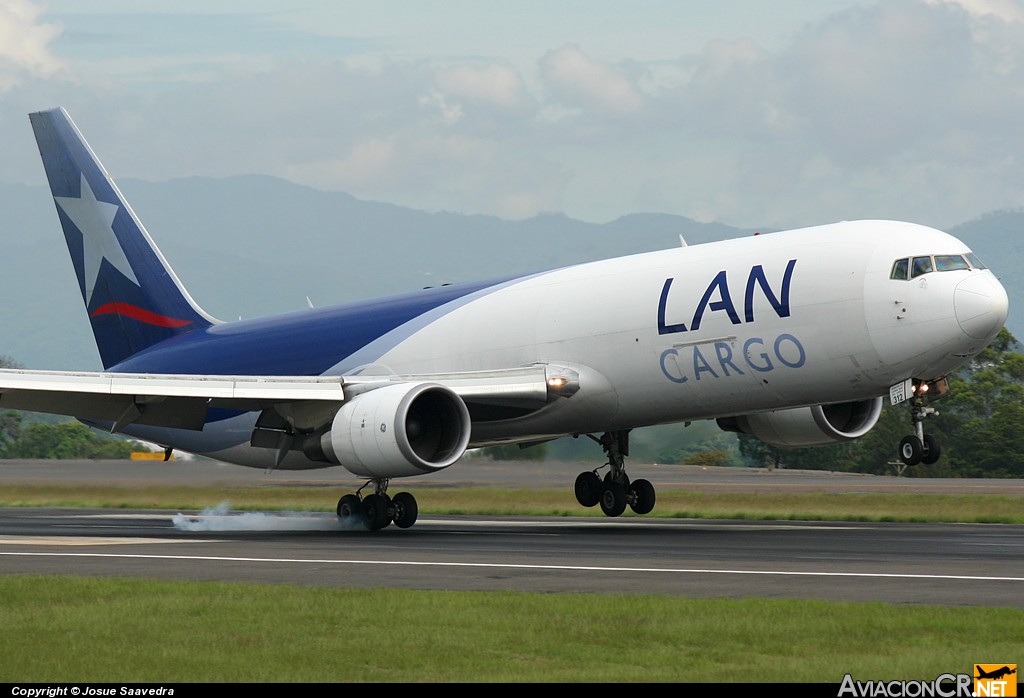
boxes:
[934,255,970,272]
[892,253,984,280]
[911,256,933,278]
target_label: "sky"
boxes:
[2,0,1024,230]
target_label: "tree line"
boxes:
[0,413,136,459]
[0,354,136,459]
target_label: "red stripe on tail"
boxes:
[91,302,193,328]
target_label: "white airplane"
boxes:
[0,108,1010,529]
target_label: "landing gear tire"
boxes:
[362,493,392,531]
[604,470,629,490]
[337,494,363,520]
[600,481,628,517]
[391,492,418,529]
[574,471,602,507]
[899,435,923,466]
[580,430,656,517]
[629,479,656,515]
[921,434,941,465]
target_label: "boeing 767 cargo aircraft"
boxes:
[0,108,1009,529]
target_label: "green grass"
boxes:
[1,575,1021,682]
[2,483,1023,522]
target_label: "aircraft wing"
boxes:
[0,365,564,432]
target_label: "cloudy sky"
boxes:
[2,0,1024,230]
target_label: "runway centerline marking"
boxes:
[1,550,1022,583]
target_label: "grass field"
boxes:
[2,575,1022,683]
[2,483,1022,683]
[1,482,1023,523]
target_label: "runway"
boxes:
[2,507,1023,607]
[3,459,1023,606]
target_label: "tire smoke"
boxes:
[172,502,362,531]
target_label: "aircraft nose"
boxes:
[954,273,1010,340]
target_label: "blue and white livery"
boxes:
[0,108,1010,529]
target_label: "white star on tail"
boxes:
[54,174,139,305]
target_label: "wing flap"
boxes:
[0,369,347,431]
[0,387,224,430]
[0,365,564,432]
[0,369,347,401]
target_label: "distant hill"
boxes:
[0,176,1017,369]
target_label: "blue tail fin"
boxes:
[30,107,216,369]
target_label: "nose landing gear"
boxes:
[897,379,944,466]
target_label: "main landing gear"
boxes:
[336,479,419,531]
[574,430,656,517]
[897,380,943,467]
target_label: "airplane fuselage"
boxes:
[111,219,1005,467]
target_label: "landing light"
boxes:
[542,366,581,399]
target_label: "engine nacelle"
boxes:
[320,382,471,478]
[717,397,883,448]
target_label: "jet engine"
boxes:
[717,397,883,448]
[317,382,471,478]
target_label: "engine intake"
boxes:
[320,382,471,478]
[717,397,883,448]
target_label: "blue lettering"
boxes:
[692,345,719,380]
[659,333,807,385]
[659,348,688,383]
[657,278,687,335]
[690,270,740,331]
[658,259,797,336]
[743,336,774,372]
[714,341,744,376]
[744,259,796,323]
[774,333,806,368]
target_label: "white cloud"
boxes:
[540,44,645,117]
[623,0,1024,227]
[926,0,1024,22]
[434,62,530,110]
[419,90,465,125]
[0,0,63,89]
[5,1,1024,230]
[285,129,568,220]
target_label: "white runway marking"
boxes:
[0,536,205,546]
[1,550,1022,583]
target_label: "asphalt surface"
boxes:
[2,459,1023,606]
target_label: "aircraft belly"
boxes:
[120,413,261,464]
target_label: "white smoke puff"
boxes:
[172,502,362,532]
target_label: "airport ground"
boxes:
[2,459,1023,607]
[5,456,1024,494]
